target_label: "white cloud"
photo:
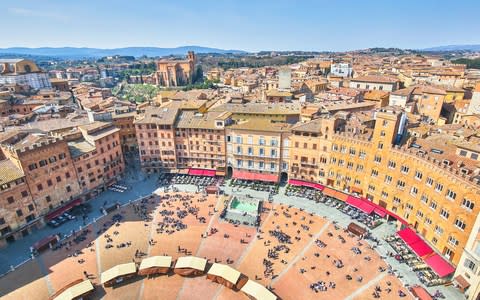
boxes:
[8,7,69,22]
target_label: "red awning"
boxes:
[254,173,278,183]
[373,208,387,218]
[288,179,324,190]
[46,199,82,220]
[347,195,363,208]
[397,228,421,244]
[203,169,216,177]
[188,168,205,176]
[232,170,255,181]
[386,210,409,225]
[347,196,375,214]
[288,179,304,186]
[409,240,434,257]
[425,254,455,277]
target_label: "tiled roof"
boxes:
[0,159,24,184]
[352,75,399,84]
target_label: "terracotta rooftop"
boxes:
[351,75,399,84]
[210,103,300,115]
[228,119,291,132]
[291,118,328,134]
[135,102,182,125]
[175,111,228,130]
[0,159,24,184]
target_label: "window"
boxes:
[28,204,34,212]
[226,135,232,142]
[424,217,432,226]
[374,155,381,163]
[37,184,43,191]
[393,196,401,205]
[359,150,366,159]
[410,186,418,196]
[236,146,242,155]
[446,189,456,200]
[16,209,23,217]
[384,175,392,184]
[472,153,479,160]
[270,149,277,157]
[259,148,265,156]
[56,176,61,183]
[414,171,423,180]
[429,201,437,210]
[421,194,428,204]
[378,142,383,149]
[28,163,37,171]
[448,236,459,247]
[66,186,72,193]
[435,183,443,193]
[426,177,433,186]
[381,191,388,198]
[401,165,410,174]
[247,136,253,144]
[21,190,28,197]
[259,161,264,169]
[248,160,254,168]
[47,179,53,187]
[464,259,477,272]
[462,198,474,211]
[237,160,243,168]
[247,147,253,156]
[236,136,242,144]
[371,169,379,177]
[271,139,278,146]
[7,196,14,204]
[416,210,424,218]
[440,208,450,220]
[396,180,405,190]
[259,137,265,145]
[388,160,396,169]
[434,225,444,236]
[270,162,276,170]
[454,218,466,231]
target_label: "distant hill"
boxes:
[422,44,480,52]
[0,46,247,58]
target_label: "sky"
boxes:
[1,0,479,52]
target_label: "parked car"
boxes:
[47,219,60,228]
[56,215,67,224]
[63,212,76,220]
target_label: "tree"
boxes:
[193,65,204,84]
